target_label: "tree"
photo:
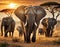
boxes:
[40,2,60,19]
[0,9,15,16]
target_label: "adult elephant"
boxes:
[41,18,57,37]
[14,5,46,43]
[1,16,15,37]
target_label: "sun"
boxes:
[9,3,17,9]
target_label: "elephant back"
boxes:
[2,17,15,26]
[7,17,14,25]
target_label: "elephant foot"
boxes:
[24,39,30,43]
[45,35,49,37]
[32,37,36,42]
[45,31,50,37]
[45,34,52,37]
[26,41,30,43]
[45,33,50,37]
[24,37,30,43]
[49,34,53,37]
[24,41,30,43]
[4,34,8,37]
[45,33,53,37]
[4,35,8,37]
[26,38,30,43]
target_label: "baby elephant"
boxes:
[38,28,45,35]
[1,16,15,37]
[16,26,23,37]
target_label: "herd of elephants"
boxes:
[0,5,58,43]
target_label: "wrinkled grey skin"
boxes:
[1,16,15,37]
[14,5,46,43]
[41,18,57,37]
[16,26,23,37]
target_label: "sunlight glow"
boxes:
[9,3,17,9]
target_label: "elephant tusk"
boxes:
[34,22,37,27]
[24,21,27,27]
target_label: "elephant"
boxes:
[14,5,46,43]
[41,17,57,37]
[16,26,23,37]
[38,28,45,35]
[1,16,15,37]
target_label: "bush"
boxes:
[53,39,60,44]
[0,42,9,47]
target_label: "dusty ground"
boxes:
[0,30,60,47]
[0,22,60,47]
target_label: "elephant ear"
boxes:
[34,6,46,24]
[14,5,26,23]
[41,18,48,27]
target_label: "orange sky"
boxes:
[0,0,60,5]
[0,0,60,20]
[0,0,60,10]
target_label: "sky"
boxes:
[0,0,60,21]
[0,0,60,5]
[0,0,60,9]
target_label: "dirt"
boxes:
[0,35,60,47]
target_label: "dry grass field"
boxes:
[0,21,60,47]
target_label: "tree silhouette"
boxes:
[40,2,60,19]
[0,9,15,16]
[55,5,60,19]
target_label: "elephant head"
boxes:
[14,5,46,43]
[41,17,57,37]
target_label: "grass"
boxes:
[0,42,22,47]
[15,45,22,47]
[53,39,60,45]
[0,42,9,47]
[12,37,20,42]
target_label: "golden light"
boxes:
[9,3,17,9]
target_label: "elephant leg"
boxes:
[45,28,50,37]
[9,32,11,37]
[32,31,36,42]
[50,27,54,37]
[1,31,3,36]
[19,32,22,37]
[24,33,27,42]
[19,32,20,37]
[50,29,54,37]
[26,31,31,43]
[24,30,31,43]
[12,31,14,37]
[4,31,8,37]
[50,30,54,37]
